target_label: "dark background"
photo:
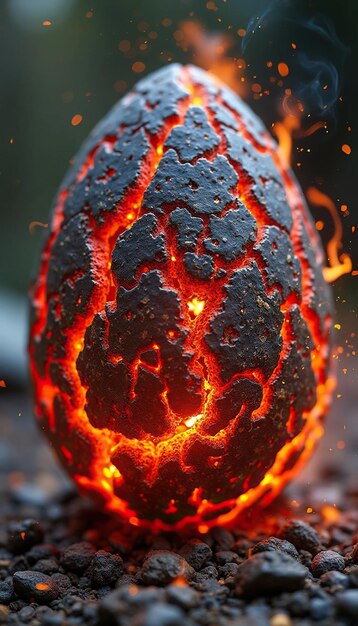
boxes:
[0,0,356,489]
[0,0,357,296]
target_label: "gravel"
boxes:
[0,480,358,626]
[0,452,357,626]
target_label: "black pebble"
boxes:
[250,536,299,560]
[88,550,123,588]
[320,570,349,590]
[278,520,322,554]
[165,583,200,609]
[7,519,44,554]
[178,540,212,571]
[34,558,59,574]
[18,605,35,621]
[311,550,345,578]
[13,570,59,604]
[235,551,307,598]
[61,541,95,572]
[141,551,194,586]
[336,589,358,618]
[0,580,13,604]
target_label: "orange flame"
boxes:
[176,21,247,95]
[272,97,353,283]
[29,221,48,235]
[306,187,352,282]
[272,114,301,166]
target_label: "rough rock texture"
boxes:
[28,64,333,530]
[0,472,357,626]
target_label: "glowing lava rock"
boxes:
[29,65,333,531]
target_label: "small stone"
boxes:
[281,589,310,617]
[36,607,65,626]
[278,520,322,554]
[218,562,239,579]
[166,583,200,608]
[234,538,252,557]
[320,570,349,590]
[9,599,26,612]
[71,601,84,615]
[336,589,358,618]
[116,573,136,587]
[33,558,59,574]
[141,551,194,586]
[26,544,59,564]
[0,581,13,604]
[311,550,345,578]
[61,541,95,572]
[51,572,72,594]
[13,571,59,604]
[309,596,333,620]
[18,605,35,621]
[193,565,218,584]
[7,519,44,554]
[211,528,235,550]
[199,565,218,578]
[270,614,292,626]
[215,550,240,565]
[178,539,212,570]
[194,578,230,597]
[83,604,97,621]
[98,585,165,622]
[235,552,307,597]
[250,537,299,560]
[88,550,123,588]
[139,603,186,626]
[8,555,28,574]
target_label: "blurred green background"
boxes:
[0,0,356,385]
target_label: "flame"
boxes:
[272,98,353,284]
[175,21,247,95]
[306,187,352,282]
[29,221,48,235]
[321,504,340,524]
[273,114,301,166]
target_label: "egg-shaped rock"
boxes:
[29,64,333,531]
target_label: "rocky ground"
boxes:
[1,354,357,626]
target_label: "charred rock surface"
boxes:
[29,64,333,529]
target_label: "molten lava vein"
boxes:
[29,64,334,531]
